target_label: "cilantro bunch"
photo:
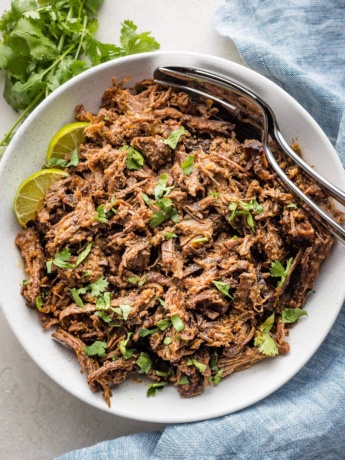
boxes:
[0,0,160,155]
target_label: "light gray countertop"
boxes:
[0,1,243,458]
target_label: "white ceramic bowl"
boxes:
[0,51,345,423]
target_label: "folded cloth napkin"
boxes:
[57,1,345,459]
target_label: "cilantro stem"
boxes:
[75,14,88,60]
[0,89,45,148]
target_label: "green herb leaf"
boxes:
[191,237,208,244]
[154,173,174,200]
[136,352,152,374]
[94,310,112,323]
[141,192,150,206]
[163,337,172,345]
[84,340,107,358]
[138,327,159,337]
[229,199,264,231]
[270,258,293,287]
[164,232,177,239]
[127,276,139,284]
[36,295,43,309]
[94,204,109,223]
[187,358,207,373]
[122,145,145,170]
[156,298,166,308]
[178,376,189,385]
[212,369,223,385]
[254,313,279,356]
[119,332,134,359]
[209,356,219,371]
[286,203,297,209]
[212,280,233,299]
[51,247,74,269]
[112,304,132,321]
[156,319,171,331]
[281,308,308,323]
[171,314,184,332]
[68,288,84,309]
[181,154,194,175]
[146,381,167,397]
[155,369,172,377]
[75,243,92,267]
[163,126,186,149]
[120,20,160,55]
[88,275,109,297]
[22,279,30,286]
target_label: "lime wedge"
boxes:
[46,121,89,163]
[14,169,69,227]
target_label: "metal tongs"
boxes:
[154,66,345,245]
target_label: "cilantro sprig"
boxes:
[0,2,160,156]
[228,200,264,231]
[46,243,92,273]
[254,313,279,356]
[149,174,179,227]
[121,145,145,170]
[212,280,233,299]
[281,308,307,323]
[163,126,186,149]
[270,258,293,287]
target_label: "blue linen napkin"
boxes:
[57,1,345,459]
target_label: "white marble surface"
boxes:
[0,1,243,459]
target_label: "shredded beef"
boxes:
[15,77,339,406]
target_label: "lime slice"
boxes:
[14,169,69,227]
[46,121,89,163]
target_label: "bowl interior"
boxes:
[1,51,345,423]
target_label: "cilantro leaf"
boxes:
[141,192,150,206]
[36,295,43,309]
[122,145,145,170]
[154,174,174,200]
[286,203,297,209]
[119,332,134,359]
[139,327,159,337]
[75,243,92,267]
[212,370,223,385]
[136,352,152,374]
[88,275,109,297]
[156,319,171,331]
[178,376,189,385]
[187,359,207,373]
[84,340,107,358]
[254,313,279,356]
[127,276,139,284]
[68,288,84,309]
[112,304,132,321]
[212,280,233,299]
[163,337,172,345]
[281,308,308,323]
[94,204,109,223]
[163,127,186,149]
[164,232,177,239]
[171,314,184,332]
[229,199,264,231]
[51,248,74,269]
[270,258,293,287]
[191,237,208,244]
[120,20,160,55]
[146,381,167,397]
[94,310,112,323]
[181,155,194,175]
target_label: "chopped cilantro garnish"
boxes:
[281,308,308,323]
[254,313,279,356]
[121,145,145,170]
[191,237,208,244]
[136,352,152,374]
[22,279,30,286]
[229,199,264,231]
[46,148,79,169]
[147,381,167,397]
[50,247,74,269]
[163,337,172,345]
[187,358,207,373]
[163,126,186,149]
[94,311,112,323]
[127,276,139,284]
[171,314,184,332]
[208,191,221,198]
[178,376,189,385]
[119,332,134,359]
[75,243,92,267]
[181,154,194,175]
[95,292,111,310]
[94,204,110,223]
[164,232,178,239]
[156,298,166,308]
[68,288,85,309]
[36,295,43,310]
[156,319,171,331]
[112,304,132,321]
[286,203,297,209]
[209,356,219,371]
[84,340,107,358]
[88,276,109,297]
[212,369,223,385]
[270,258,293,287]
[141,192,151,206]
[139,327,159,337]
[154,174,175,200]
[212,280,233,299]
[155,369,172,377]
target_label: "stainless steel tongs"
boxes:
[153,66,345,245]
